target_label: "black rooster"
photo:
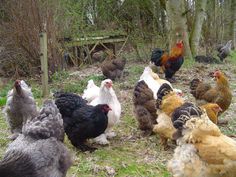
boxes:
[54,92,111,152]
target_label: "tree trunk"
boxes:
[231,0,236,48]
[190,0,207,56]
[166,0,193,59]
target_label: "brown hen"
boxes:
[101,57,126,80]
[133,80,157,136]
[190,70,232,114]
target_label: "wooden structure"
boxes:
[63,32,128,65]
[39,32,49,97]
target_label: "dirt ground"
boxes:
[0,56,236,176]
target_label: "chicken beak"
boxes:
[106,82,112,88]
[218,107,223,112]
[14,80,21,94]
[108,107,112,111]
[178,92,184,97]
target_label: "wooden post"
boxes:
[39,32,49,97]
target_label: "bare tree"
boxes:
[190,0,208,56]
[166,0,193,59]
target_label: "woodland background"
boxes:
[0,0,235,76]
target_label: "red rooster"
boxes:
[151,40,184,82]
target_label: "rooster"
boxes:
[168,104,236,177]
[90,79,121,145]
[54,92,111,151]
[151,40,184,82]
[101,57,126,80]
[3,80,38,140]
[190,70,232,115]
[82,79,100,103]
[0,100,72,177]
[217,40,232,61]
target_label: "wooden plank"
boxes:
[65,37,127,47]
[39,32,49,97]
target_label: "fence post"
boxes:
[39,32,49,97]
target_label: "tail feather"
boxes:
[133,80,153,105]
[0,150,37,177]
[171,103,202,130]
[189,78,201,97]
[54,92,87,117]
[23,100,64,141]
[151,48,165,66]
[156,83,173,108]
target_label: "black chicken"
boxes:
[54,92,111,152]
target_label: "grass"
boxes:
[0,52,236,176]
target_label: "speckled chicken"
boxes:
[0,100,72,177]
[168,104,236,177]
[153,83,184,148]
[101,57,126,80]
[3,80,38,140]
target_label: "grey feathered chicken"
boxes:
[3,80,38,140]
[217,40,232,61]
[0,100,72,177]
[101,57,126,80]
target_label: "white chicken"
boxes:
[90,79,121,145]
[82,79,100,103]
[139,67,182,99]
[3,80,38,140]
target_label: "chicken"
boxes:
[0,100,72,177]
[153,83,184,148]
[3,80,38,140]
[82,79,99,103]
[190,70,232,114]
[90,79,121,145]
[168,104,236,177]
[101,57,126,80]
[54,92,111,151]
[194,55,220,64]
[217,40,232,61]
[151,40,184,82]
[133,80,157,136]
[139,66,183,99]
[201,103,222,124]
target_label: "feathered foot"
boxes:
[217,119,229,125]
[8,133,20,141]
[141,130,153,137]
[160,136,169,150]
[105,131,116,139]
[94,134,110,145]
